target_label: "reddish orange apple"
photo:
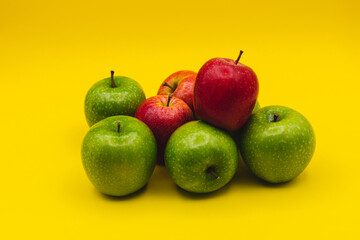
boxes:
[157,71,196,111]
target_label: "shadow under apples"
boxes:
[146,165,176,195]
[173,172,236,200]
[174,182,232,200]
[98,184,148,201]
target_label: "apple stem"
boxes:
[111,70,115,88]
[117,122,121,133]
[272,114,279,122]
[208,168,220,179]
[235,50,244,65]
[167,94,173,107]
[162,82,174,91]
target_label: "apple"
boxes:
[157,70,196,111]
[194,51,259,131]
[81,115,157,196]
[165,120,238,193]
[135,94,194,165]
[236,105,316,183]
[85,71,146,126]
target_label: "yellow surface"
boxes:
[1,0,359,239]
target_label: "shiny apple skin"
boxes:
[157,71,196,111]
[194,58,259,131]
[135,95,194,165]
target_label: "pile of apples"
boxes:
[81,51,316,196]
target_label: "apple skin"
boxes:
[81,116,157,196]
[135,95,194,165]
[194,57,259,131]
[157,71,196,111]
[85,74,146,126]
[165,120,238,193]
[236,105,316,183]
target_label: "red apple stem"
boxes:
[273,114,279,122]
[117,122,121,133]
[235,50,244,65]
[162,82,174,91]
[167,94,173,107]
[208,168,220,179]
[111,70,115,88]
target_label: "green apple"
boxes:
[236,105,316,183]
[165,121,238,193]
[81,115,157,196]
[84,71,146,126]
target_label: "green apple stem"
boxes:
[111,70,115,88]
[272,114,279,122]
[167,94,173,107]
[162,82,174,91]
[117,122,121,133]
[208,167,220,179]
[235,50,244,65]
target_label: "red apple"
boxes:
[194,51,259,131]
[135,94,194,165]
[157,71,196,111]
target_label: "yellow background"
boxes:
[1,0,359,239]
